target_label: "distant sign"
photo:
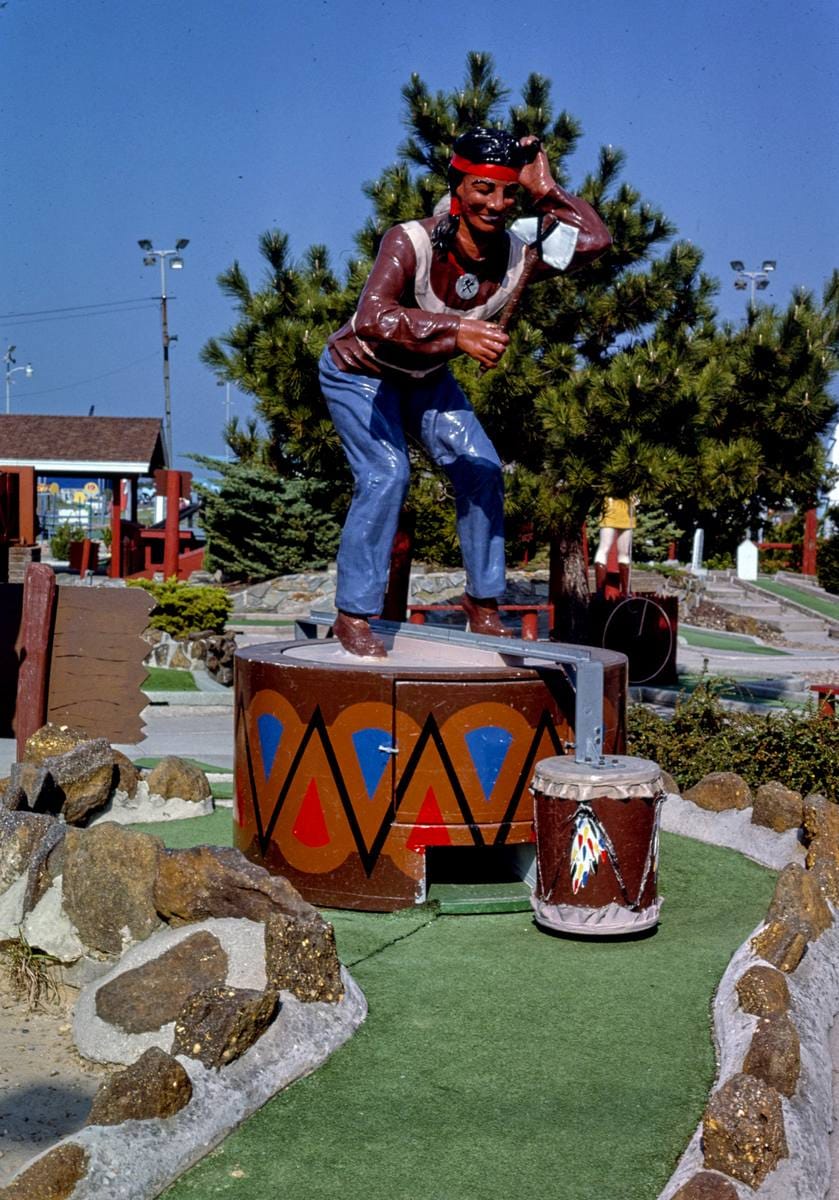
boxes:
[73,491,88,504]
[49,482,61,495]
[83,482,99,496]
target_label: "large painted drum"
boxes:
[234,635,627,911]
[530,755,665,936]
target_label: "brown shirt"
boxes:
[328,184,611,379]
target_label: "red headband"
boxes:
[449,154,521,183]
[448,154,520,217]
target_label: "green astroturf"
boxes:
[754,578,839,621]
[142,667,199,692]
[127,807,235,848]
[157,830,774,1200]
[680,625,789,655]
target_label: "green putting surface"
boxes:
[754,578,839,621]
[142,667,199,692]
[128,807,235,849]
[158,830,774,1200]
[680,625,789,655]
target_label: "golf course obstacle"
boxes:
[530,754,665,936]
[233,617,627,911]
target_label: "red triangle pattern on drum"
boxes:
[292,778,331,848]
[406,787,453,851]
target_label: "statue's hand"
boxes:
[456,319,510,370]
[518,136,556,202]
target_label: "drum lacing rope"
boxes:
[535,792,665,912]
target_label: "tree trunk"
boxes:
[548,528,591,644]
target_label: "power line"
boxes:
[2,302,160,330]
[21,352,160,399]
[0,296,160,320]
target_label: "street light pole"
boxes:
[3,345,34,414]
[138,238,189,465]
[730,259,777,307]
[216,378,233,461]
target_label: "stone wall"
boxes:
[228,568,552,615]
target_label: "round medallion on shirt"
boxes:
[455,273,480,300]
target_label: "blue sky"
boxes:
[2,0,837,474]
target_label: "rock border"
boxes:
[658,786,839,1199]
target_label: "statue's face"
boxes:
[456,175,518,237]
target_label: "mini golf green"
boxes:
[755,578,839,621]
[680,625,789,655]
[140,813,774,1200]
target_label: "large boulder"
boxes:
[702,1072,788,1187]
[751,781,803,833]
[742,1012,800,1097]
[172,984,279,1069]
[264,911,344,1003]
[801,793,839,845]
[0,811,58,895]
[86,1047,192,1126]
[8,740,116,825]
[0,1142,89,1199]
[23,723,90,764]
[765,862,832,940]
[750,920,809,973]
[683,772,752,812]
[112,750,141,799]
[95,930,229,1033]
[146,757,211,804]
[154,846,314,926]
[735,965,791,1017]
[62,824,163,955]
[671,1173,739,1200]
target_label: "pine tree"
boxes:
[202,53,839,627]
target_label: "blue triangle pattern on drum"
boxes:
[352,728,391,799]
[465,726,514,801]
[256,713,284,779]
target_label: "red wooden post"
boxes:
[802,507,818,576]
[79,538,92,579]
[17,468,36,545]
[163,470,181,579]
[521,611,538,641]
[110,478,124,578]
[16,563,57,758]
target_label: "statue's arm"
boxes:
[353,226,461,356]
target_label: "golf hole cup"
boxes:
[529,756,665,936]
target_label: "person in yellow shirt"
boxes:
[594,497,635,596]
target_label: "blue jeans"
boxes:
[319,349,505,615]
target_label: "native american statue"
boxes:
[320,127,611,657]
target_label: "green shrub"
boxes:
[50,523,85,560]
[128,577,232,638]
[628,676,839,796]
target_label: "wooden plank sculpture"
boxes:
[2,565,154,749]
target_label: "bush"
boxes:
[49,523,86,561]
[128,577,232,638]
[192,458,343,583]
[628,676,839,796]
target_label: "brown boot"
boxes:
[332,612,387,658]
[594,562,607,595]
[461,594,514,638]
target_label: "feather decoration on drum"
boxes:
[569,808,609,894]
